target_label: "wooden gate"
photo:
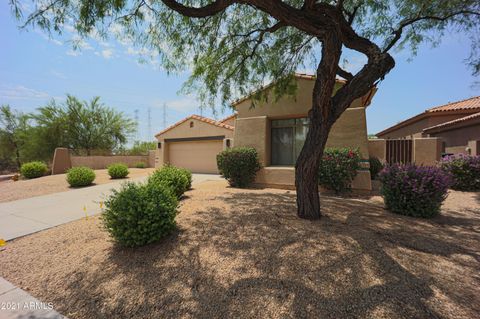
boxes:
[386,139,413,164]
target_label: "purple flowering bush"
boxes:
[440,154,480,191]
[378,164,451,218]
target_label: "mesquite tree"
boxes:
[11,0,479,219]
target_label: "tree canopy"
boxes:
[11,0,480,107]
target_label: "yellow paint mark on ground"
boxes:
[0,239,6,247]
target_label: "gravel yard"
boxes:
[1,181,479,319]
[0,168,156,203]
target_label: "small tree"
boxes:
[0,105,29,169]
[13,0,479,219]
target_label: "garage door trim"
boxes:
[165,135,225,143]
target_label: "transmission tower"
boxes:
[147,107,152,140]
[134,109,139,141]
[162,103,167,130]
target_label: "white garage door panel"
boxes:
[168,140,223,174]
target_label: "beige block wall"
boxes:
[235,78,366,120]
[70,155,149,170]
[368,139,386,162]
[234,116,269,165]
[413,138,442,166]
[156,118,234,140]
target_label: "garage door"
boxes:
[168,140,223,174]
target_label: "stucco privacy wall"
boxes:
[367,138,442,165]
[51,147,153,174]
[233,77,373,190]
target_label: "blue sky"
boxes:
[1,2,478,142]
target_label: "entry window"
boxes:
[271,118,309,165]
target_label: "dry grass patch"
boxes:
[1,181,479,319]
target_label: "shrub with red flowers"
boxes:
[440,154,480,191]
[318,148,361,194]
[378,164,451,218]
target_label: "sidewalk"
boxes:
[0,277,66,318]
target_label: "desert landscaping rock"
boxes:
[0,181,478,319]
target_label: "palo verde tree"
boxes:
[11,0,479,219]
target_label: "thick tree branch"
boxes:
[160,0,236,18]
[336,66,353,80]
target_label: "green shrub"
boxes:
[440,155,480,191]
[318,148,361,194]
[178,167,192,189]
[135,162,147,169]
[20,161,48,179]
[102,181,178,247]
[108,163,129,179]
[148,165,189,198]
[369,156,383,180]
[67,167,96,187]
[217,147,261,188]
[379,164,451,218]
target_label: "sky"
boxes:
[1,2,479,143]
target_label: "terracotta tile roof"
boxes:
[423,111,480,133]
[219,113,236,123]
[427,96,480,113]
[377,96,480,137]
[155,114,234,137]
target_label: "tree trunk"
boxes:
[295,34,342,220]
[295,115,330,219]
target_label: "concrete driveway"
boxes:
[0,174,221,241]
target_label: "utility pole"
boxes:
[147,107,152,140]
[162,103,167,130]
[134,109,139,141]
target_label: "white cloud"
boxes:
[0,85,51,100]
[96,49,114,59]
[66,49,81,56]
[152,97,200,114]
[34,29,63,46]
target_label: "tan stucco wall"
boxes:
[233,77,372,190]
[235,78,365,119]
[156,118,234,141]
[51,148,71,174]
[221,117,236,127]
[254,167,371,191]
[368,139,386,162]
[378,113,470,139]
[428,123,480,148]
[70,155,149,170]
[413,138,443,166]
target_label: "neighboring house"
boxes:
[155,73,376,190]
[376,97,480,154]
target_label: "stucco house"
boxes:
[376,96,480,154]
[155,73,376,190]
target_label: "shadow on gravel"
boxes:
[60,191,480,319]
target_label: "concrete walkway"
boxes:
[0,173,221,241]
[0,278,66,318]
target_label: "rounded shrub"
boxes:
[148,165,189,198]
[102,181,178,247]
[318,148,361,194]
[66,167,96,187]
[369,156,383,180]
[135,162,147,169]
[378,164,451,218]
[440,154,480,191]
[216,147,261,188]
[108,163,129,179]
[20,161,48,179]
[178,168,192,190]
